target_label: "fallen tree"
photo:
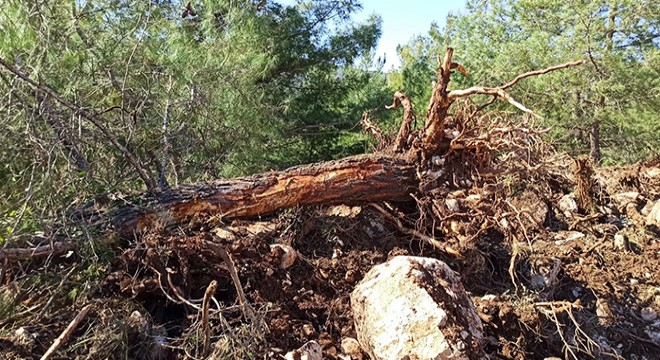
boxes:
[2,48,585,255]
[99,49,583,239]
[110,155,418,238]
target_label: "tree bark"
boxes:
[589,118,601,163]
[113,155,418,238]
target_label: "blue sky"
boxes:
[278,0,466,69]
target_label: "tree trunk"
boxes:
[112,155,418,238]
[589,118,601,163]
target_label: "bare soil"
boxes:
[1,162,659,360]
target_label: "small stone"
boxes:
[325,345,338,356]
[558,194,578,217]
[445,198,460,212]
[128,311,149,332]
[284,340,322,360]
[270,244,298,269]
[302,324,316,337]
[12,327,35,349]
[341,337,362,359]
[481,294,497,301]
[212,227,237,241]
[611,192,640,210]
[596,299,615,326]
[465,194,482,204]
[344,269,357,285]
[641,307,658,322]
[613,233,627,250]
[645,200,660,228]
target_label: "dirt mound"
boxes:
[100,159,659,359]
[1,160,659,359]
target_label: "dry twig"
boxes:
[205,240,258,324]
[40,304,92,360]
[202,280,218,357]
[0,241,76,262]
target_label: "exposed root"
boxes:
[370,203,461,256]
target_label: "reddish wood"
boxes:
[386,91,416,152]
[116,155,418,237]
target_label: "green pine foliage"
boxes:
[0,0,390,237]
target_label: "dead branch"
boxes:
[386,91,416,152]
[205,240,257,325]
[0,241,76,262]
[449,86,537,116]
[0,57,157,192]
[360,112,391,149]
[202,280,218,357]
[448,60,586,114]
[40,304,92,360]
[500,60,585,90]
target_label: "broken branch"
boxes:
[40,304,92,360]
[500,60,585,90]
[0,241,76,262]
[386,91,416,152]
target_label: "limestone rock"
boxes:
[558,194,578,218]
[611,192,640,212]
[646,200,660,229]
[350,256,484,360]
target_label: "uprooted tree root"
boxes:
[2,48,659,359]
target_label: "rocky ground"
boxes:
[1,160,659,359]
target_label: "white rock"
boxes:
[445,198,460,212]
[284,340,322,360]
[341,337,362,359]
[613,233,628,250]
[351,256,484,360]
[558,194,578,217]
[641,307,658,322]
[611,192,640,211]
[646,200,660,228]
